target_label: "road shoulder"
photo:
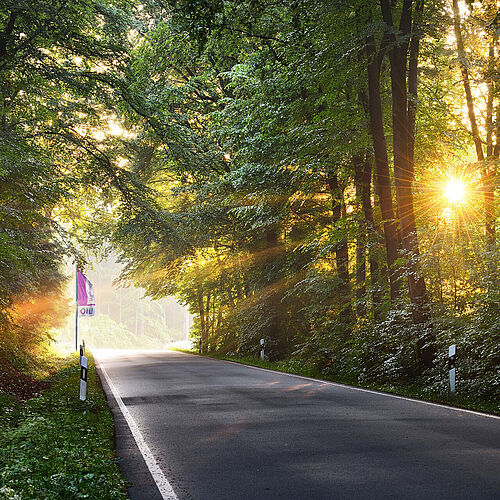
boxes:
[95,358,165,500]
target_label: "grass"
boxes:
[173,348,500,417]
[0,353,128,500]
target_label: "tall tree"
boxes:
[452,0,496,245]
[380,1,433,369]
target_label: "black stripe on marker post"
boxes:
[80,365,88,383]
[448,354,455,370]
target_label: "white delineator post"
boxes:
[448,345,456,394]
[80,356,88,401]
[260,338,265,360]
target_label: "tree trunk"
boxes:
[496,103,500,158]
[211,299,216,349]
[327,171,352,322]
[381,0,434,368]
[358,92,383,317]
[366,35,402,301]
[486,40,494,159]
[452,0,495,244]
[197,290,206,354]
[485,35,496,244]
[205,293,211,350]
[362,154,382,318]
[452,0,484,162]
[407,0,424,168]
[354,155,367,317]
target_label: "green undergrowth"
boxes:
[174,349,500,417]
[0,354,128,500]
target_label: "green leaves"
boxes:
[0,356,128,499]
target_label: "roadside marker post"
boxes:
[260,338,265,360]
[448,345,456,394]
[80,356,88,401]
[79,341,85,364]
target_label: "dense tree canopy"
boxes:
[1,0,499,399]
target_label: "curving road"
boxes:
[95,349,500,500]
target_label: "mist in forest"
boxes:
[55,258,192,353]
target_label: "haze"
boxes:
[55,258,192,353]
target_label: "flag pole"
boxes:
[75,263,79,352]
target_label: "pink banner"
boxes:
[77,270,95,306]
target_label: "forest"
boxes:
[0,0,498,401]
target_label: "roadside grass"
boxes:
[0,353,128,500]
[172,348,500,417]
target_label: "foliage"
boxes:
[0,0,498,411]
[0,354,127,499]
[0,0,150,370]
[107,0,499,403]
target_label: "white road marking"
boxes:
[95,357,179,500]
[175,351,500,421]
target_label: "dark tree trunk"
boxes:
[486,39,494,160]
[362,154,382,318]
[407,0,424,169]
[354,155,367,317]
[381,0,434,369]
[366,34,402,301]
[197,290,207,354]
[327,171,352,323]
[358,92,383,318]
[205,293,211,351]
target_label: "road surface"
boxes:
[95,349,500,500]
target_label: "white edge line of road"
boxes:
[175,351,500,421]
[94,356,179,500]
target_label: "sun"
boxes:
[444,177,466,204]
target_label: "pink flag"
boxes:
[77,270,95,306]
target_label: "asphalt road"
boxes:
[95,349,500,500]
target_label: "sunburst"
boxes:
[444,177,466,204]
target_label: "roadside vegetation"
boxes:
[0,354,127,500]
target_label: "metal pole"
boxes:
[75,264,79,352]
